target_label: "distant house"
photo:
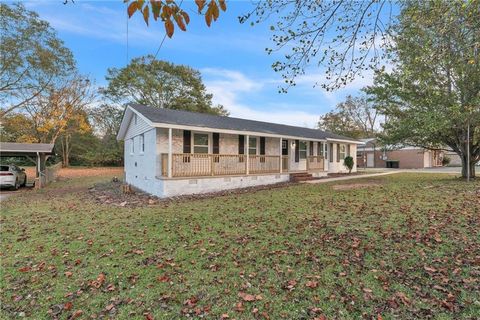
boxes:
[117,104,362,197]
[356,138,444,169]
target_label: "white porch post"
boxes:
[168,128,172,178]
[246,135,250,175]
[279,138,283,173]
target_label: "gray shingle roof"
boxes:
[130,103,359,142]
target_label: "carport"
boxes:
[0,142,55,188]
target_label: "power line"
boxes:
[126,9,129,64]
[153,0,183,59]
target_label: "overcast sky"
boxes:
[23,0,376,127]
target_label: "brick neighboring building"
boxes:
[357,138,444,169]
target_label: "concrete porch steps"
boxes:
[290,172,315,182]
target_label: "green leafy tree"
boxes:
[367,1,480,179]
[0,3,75,117]
[318,95,381,139]
[102,55,229,115]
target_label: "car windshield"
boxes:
[0,166,10,171]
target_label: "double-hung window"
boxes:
[248,137,257,155]
[339,144,346,160]
[193,133,209,153]
[131,138,135,154]
[299,141,307,159]
[317,142,324,157]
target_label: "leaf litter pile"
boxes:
[1,173,479,319]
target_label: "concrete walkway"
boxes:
[303,171,401,184]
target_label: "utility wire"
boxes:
[153,0,183,59]
[126,9,129,64]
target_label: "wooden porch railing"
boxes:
[164,153,250,177]
[161,153,326,177]
[307,155,325,171]
[281,155,289,171]
[249,155,281,174]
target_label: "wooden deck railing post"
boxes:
[279,138,283,173]
[246,135,250,175]
[211,154,214,176]
[167,128,172,178]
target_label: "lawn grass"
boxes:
[1,173,479,319]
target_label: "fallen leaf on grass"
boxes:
[306,281,318,288]
[157,275,170,283]
[18,266,31,272]
[234,302,245,312]
[144,313,154,320]
[238,292,261,302]
[71,310,83,319]
[64,302,73,310]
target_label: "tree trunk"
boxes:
[64,135,70,167]
[460,154,476,179]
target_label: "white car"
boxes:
[0,165,27,190]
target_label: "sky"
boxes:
[22,0,376,128]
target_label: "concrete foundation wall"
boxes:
[162,173,290,197]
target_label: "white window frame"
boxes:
[317,142,324,157]
[339,144,347,160]
[139,134,145,153]
[248,136,258,155]
[299,141,307,159]
[192,132,210,154]
[130,138,135,154]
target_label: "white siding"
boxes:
[125,114,151,140]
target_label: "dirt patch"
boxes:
[332,181,383,190]
[326,172,366,178]
[88,180,293,208]
[57,167,123,180]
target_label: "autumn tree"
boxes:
[0,113,37,143]
[0,3,75,117]
[318,95,381,139]
[367,1,480,178]
[102,55,229,115]
[23,75,95,166]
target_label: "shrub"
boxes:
[442,156,451,166]
[344,156,354,173]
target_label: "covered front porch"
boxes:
[157,128,327,179]
[161,153,326,178]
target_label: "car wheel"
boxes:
[21,175,27,187]
[12,179,19,191]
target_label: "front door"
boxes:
[282,140,289,171]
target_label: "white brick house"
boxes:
[117,104,362,197]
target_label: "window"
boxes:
[317,142,324,157]
[339,144,346,160]
[134,114,137,125]
[139,134,145,153]
[131,138,135,154]
[299,141,307,159]
[248,137,257,155]
[282,140,287,149]
[193,133,209,153]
